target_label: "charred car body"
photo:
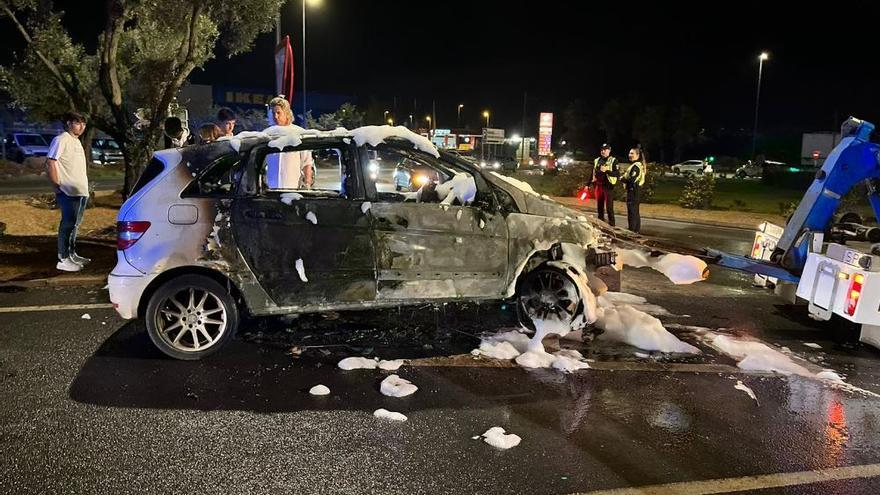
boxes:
[108,126,615,359]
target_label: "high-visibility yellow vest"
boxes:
[626,161,646,187]
[593,157,618,186]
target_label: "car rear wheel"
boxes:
[145,274,238,360]
[516,265,582,331]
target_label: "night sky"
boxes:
[3,1,880,135]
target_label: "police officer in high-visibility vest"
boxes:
[592,143,619,226]
[623,147,647,233]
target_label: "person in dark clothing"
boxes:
[163,117,193,148]
[592,143,619,226]
[623,147,647,233]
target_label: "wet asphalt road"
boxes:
[2,221,880,494]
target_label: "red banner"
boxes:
[274,35,295,101]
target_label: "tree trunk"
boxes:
[121,125,164,197]
[81,126,96,167]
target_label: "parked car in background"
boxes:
[735,160,762,178]
[671,159,710,175]
[557,153,575,168]
[5,133,49,162]
[735,159,789,179]
[91,138,124,165]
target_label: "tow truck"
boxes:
[567,117,880,348]
[706,117,880,349]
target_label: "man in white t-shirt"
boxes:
[46,112,90,272]
[266,150,314,189]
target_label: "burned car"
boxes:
[108,126,615,360]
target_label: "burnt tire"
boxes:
[145,274,239,360]
[516,265,583,332]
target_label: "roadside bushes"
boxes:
[679,173,716,209]
[641,167,660,203]
[557,163,592,196]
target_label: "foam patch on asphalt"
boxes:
[373,409,408,421]
[481,427,521,449]
[338,357,379,370]
[380,374,418,397]
[309,385,330,396]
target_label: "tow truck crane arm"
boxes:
[708,118,880,280]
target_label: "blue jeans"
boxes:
[56,192,87,260]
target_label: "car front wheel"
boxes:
[145,274,239,360]
[516,265,583,331]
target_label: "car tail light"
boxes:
[846,273,865,316]
[117,221,151,250]
[751,234,764,258]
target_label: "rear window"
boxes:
[16,134,47,146]
[130,158,165,196]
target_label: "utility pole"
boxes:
[521,91,527,163]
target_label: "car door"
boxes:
[362,143,508,301]
[230,139,376,308]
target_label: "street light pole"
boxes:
[301,0,307,123]
[457,104,463,128]
[752,52,769,157]
[483,110,490,128]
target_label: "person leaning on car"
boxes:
[592,143,619,226]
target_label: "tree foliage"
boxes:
[1,0,283,194]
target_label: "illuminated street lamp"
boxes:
[752,51,769,157]
[482,110,490,128]
[457,104,464,127]
[387,118,394,125]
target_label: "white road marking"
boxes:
[571,463,880,495]
[0,303,114,314]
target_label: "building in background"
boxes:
[801,131,841,166]
[179,84,356,126]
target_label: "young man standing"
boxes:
[217,107,236,137]
[592,143,619,226]
[47,112,90,272]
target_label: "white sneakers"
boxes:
[70,253,91,265]
[56,258,82,272]
[56,253,91,272]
